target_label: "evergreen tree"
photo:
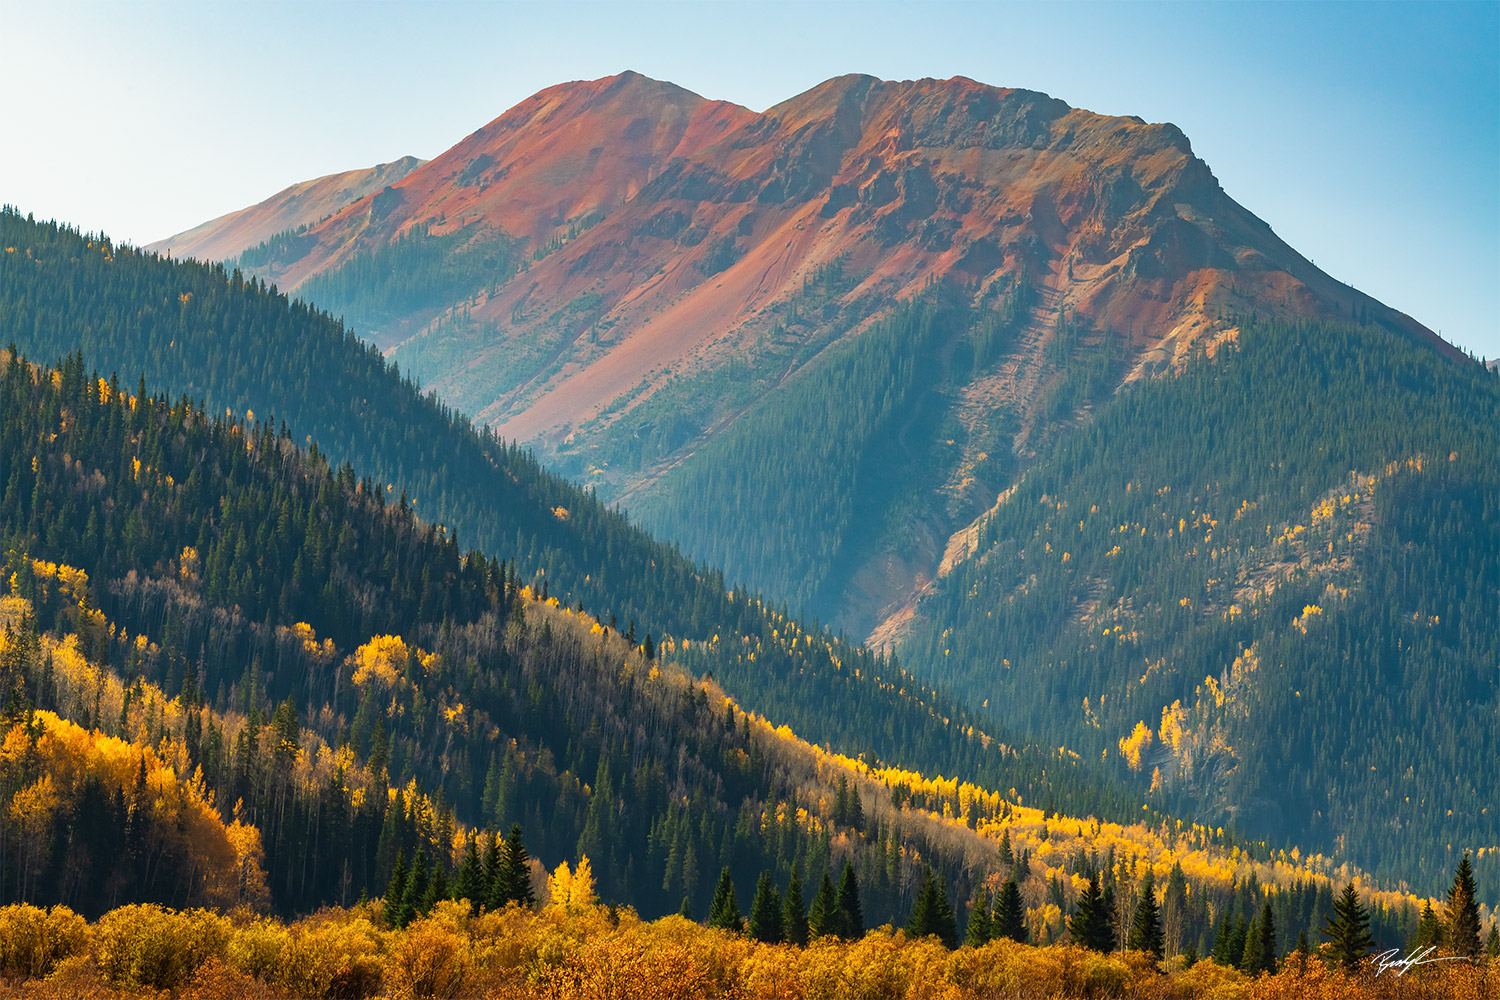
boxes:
[1446,853,1482,959]
[809,872,839,939]
[1415,900,1445,949]
[965,890,992,947]
[1127,868,1163,964]
[384,848,407,928]
[1069,872,1112,952]
[707,867,742,931]
[679,896,693,920]
[836,860,864,939]
[1255,901,1277,975]
[1295,929,1311,974]
[748,871,784,944]
[783,871,810,946]
[1484,925,1499,960]
[907,868,958,948]
[498,824,535,908]
[994,879,1028,943]
[1322,882,1375,972]
[1240,910,1263,974]
[397,850,427,929]
[454,835,481,909]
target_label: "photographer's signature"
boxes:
[1373,945,1467,977]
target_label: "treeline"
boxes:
[909,316,1500,896]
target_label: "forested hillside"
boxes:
[903,317,1500,896]
[2,345,1450,958]
[0,208,1130,834]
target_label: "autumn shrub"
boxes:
[93,904,230,990]
[384,916,470,999]
[226,918,291,981]
[0,904,89,979]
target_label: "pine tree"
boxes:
[1484,925,1499,960]
[384,848,407,928]
[1127,867,1164,963]
[454,835,481,909]
[1447,853,1482,959]
[965,890,993,947]
[907,867,958,948]
[836,860,864,939]
[1256,901,1277,975]
[1322,881,1375,972]
[498,824,534,908]
[397,850,427,929]
[1240,911,1263,974]
[1295,928,1311,974]
[707,867,742,931]
[679,896,693,920]
[1415,900,1445,949]
[994,879,1028,943]
[748,871,784,944]
[784,871,810,946]
[1069,872,1112,952]
[809,872,839,939]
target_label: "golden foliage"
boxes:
[94,904,231,990]
[0,904,88,979]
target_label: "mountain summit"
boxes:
[191,73,1454,639]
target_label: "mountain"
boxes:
[142,156,424,264]
[179,74,1499,901]
[223,72,1453,641]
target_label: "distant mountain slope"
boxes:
[143,156,423,263]
[219,72,1453,639]
[904,316,1500,892]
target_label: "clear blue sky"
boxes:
[4,0,1496,357]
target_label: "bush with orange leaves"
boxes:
[93,904,231,990]
[226,907,385,998]
[2,901,1498,1000]
[0,904,88,979]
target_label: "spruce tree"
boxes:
[1321,882,1375,972]
[965,890,993,947]
[454,835,481,909]
[1127,868,1164,963]
[994,879,1028,943]
[1415,900,1444,949]
[809,872,839,938]
[1069,872,1112,952]
[384,848,407,928]
[907,868,940,942]
[1256,901,1277,974]
[784,871,810,946]
[1484,925,1499,960]
[1240,911,1263,974]
[480,831,502,910]
[707,866,742,931]
[398,850,427,929]
[836,860,864,939]
[748,872,784,944]
[1446,853,1482,959]
[499,824,535,908]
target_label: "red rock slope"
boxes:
[145,155,424,262]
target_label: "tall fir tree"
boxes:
[498,824,535,908]
[1127,867,1164,964]
[1322,882,1375,972]
[707,867,742,931]
[836,860,864,939]
[1446,853,1482,959]
[748,872,785,944]
[994,879,1028,943]
[1069,872,1112,952]
[965,890,993,947]
[784,871,810,946]
[809,872,839,939]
